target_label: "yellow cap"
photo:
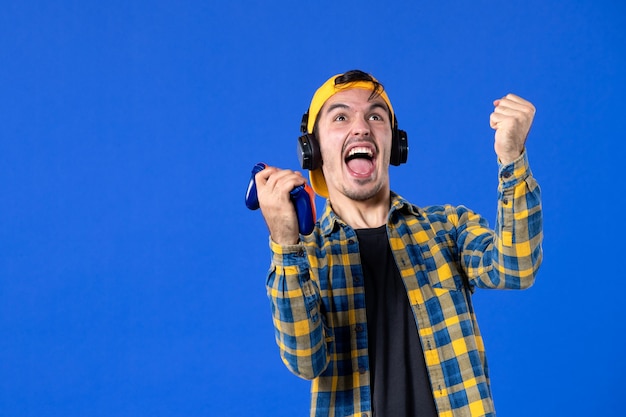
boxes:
[305,72,395,198]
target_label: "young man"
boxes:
[255,70,543,417]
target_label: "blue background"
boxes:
[1,1,624,416]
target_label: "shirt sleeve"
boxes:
[454,150,543,289]
[265,238,330,379]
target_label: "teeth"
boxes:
[348,147,373,157]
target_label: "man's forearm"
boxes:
[266,240,330,379]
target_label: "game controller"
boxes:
[245,162,316,235]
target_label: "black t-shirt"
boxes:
[355,225,438,417]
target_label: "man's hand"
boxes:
[490,94,536,164]
[255,166,307,245]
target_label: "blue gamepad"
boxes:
[245,162,316,235]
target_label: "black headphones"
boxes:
[297,111,408,171]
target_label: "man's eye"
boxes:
[369,114,382,121]
[334,115,346,121]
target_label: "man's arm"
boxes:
[454,94,543,288]
[454,151,543,289]
[257,165,330,379]
[265,239,331,379]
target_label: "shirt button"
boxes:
[502,171,512,179]
[503,198,509,205]
[355,324,364,332]
[358,367,366,374]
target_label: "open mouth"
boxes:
[344,145,376,176]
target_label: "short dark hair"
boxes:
[334,69,385,101]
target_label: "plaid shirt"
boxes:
[266,151,542,417]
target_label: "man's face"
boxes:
[315,88,393,202]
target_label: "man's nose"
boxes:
[350,116,370,136]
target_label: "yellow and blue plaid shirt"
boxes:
[266,151,542,417]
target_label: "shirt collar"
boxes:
[317,192,422,237]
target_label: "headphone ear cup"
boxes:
[297,133,322,170]
[391,127,408,166]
